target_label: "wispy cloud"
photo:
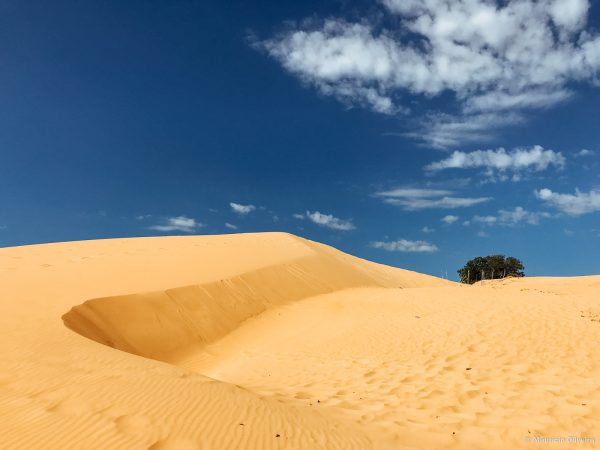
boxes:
[148,216,202,233]
[498,207,551,225]
[375,187,491,210]
[576,149,596,157]
[305,211,355,231]
[371,239,438,253]
[376,188,451,198]
[406,112,523,149]
[225,222,238,230]
[421,226,435,233]
[426,145,565,179]
[535,188,600,215]
[257,0,600,147]
[473,207,551,226]
[230,202,256,215]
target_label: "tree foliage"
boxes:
[457,255,524,284]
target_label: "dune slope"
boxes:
[62,234,449,362]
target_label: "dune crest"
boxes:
[63,233,449,361]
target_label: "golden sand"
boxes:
[1,232,598,449]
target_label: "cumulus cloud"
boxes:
[258,0,600,147]
[426,145,565,178]
[535,188,600,215]
[473,215,498,225]
[230,202,256,215]
[305,211,355,230]
[422,226,435,233]
[371,239,438,253]
[375,187,491,210]
[442,215,459,224]
[473,207,551,225]
[148,216,202,233]
[292,213,305,220]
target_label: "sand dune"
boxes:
[1,232,599,449]
[63,234,448,362]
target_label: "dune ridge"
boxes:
[63,234,449,361]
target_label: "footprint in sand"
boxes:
[114,414,155,436]
[150,436,200,450]
[294,391,311,400]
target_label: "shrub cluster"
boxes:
[458,255,524,284]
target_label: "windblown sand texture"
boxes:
[1,232,599,449]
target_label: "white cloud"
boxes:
[426,145,565,177]
[225,222,238,230]
[376,187,452,198]
[259,0,600,147]
[385,196,491,210]
[497,207,551,225]
[305,211,355,230]
[371,239,438,253]
[406,112,523,149]
[230,202,256,215]
[292,213,305,220]
[535,188,600,215]
[375,187,491,210]
[442,214,459,224]
[463,89,573,113]
[148,216,202,233]
[473,206,551,225]
[421,226,435,233]
[473,215,498,225]
[576,149,596,157]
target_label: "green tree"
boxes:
[457,255,524,284]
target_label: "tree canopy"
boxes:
[457,255,524,284]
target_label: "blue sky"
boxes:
[1,0,599,279]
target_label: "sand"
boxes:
[1,232,599,449]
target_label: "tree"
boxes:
[457,255,524,284]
